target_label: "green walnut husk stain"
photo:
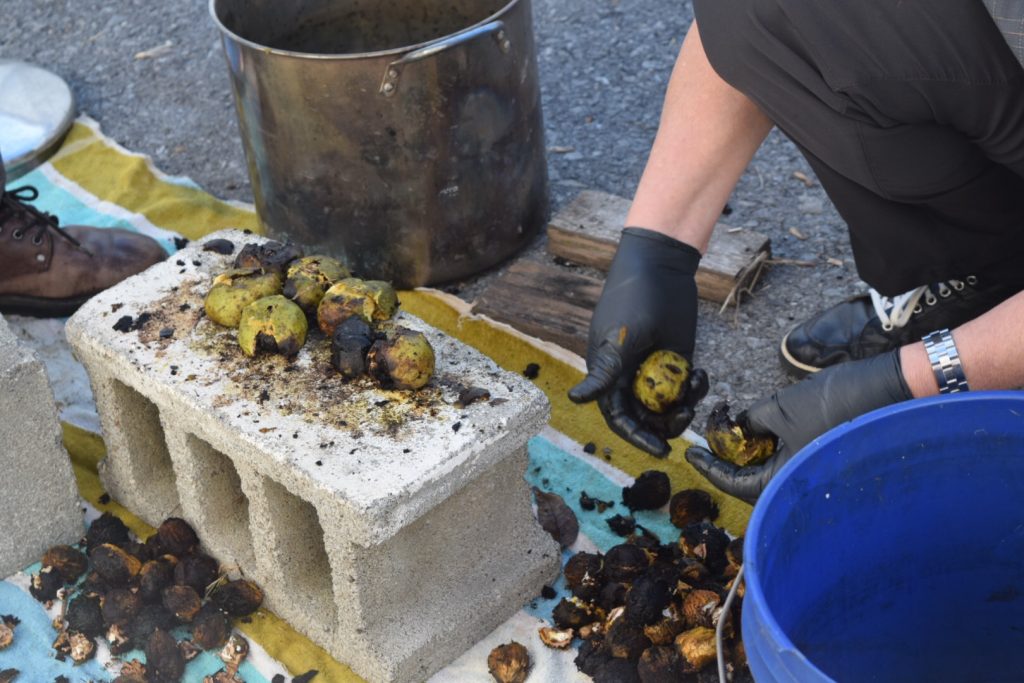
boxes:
[238,295,308,357]
[204,268,283,328]
[317,278,399,335]
[283,255,350,316]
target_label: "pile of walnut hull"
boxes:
[27,513,265,682]
[536,487,750,683]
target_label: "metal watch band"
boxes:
[922,328,970,394]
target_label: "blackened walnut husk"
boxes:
[128,605,176,649]
[678,522,730,575]
[637,645,688,683]
[487,641,530,683]
[41,545,88,583]
[669,489,719,529]
[727,536,744,568]
[564,552,605,602]
[622,471,671,511]
[599,582,629,612]
[675,626,717,671]
[330,317,374,379]
[605,618,652,660]
[594,657,642,683]
[682,589,722,629]
[625,575,672,626]
[604,544,650,583]
[85,512,131,552]
[233,240,302,272]
[163,585,202,623]
[146,628,186,682]
[90,543,142,586]
[66,594,104,637]
[102,588,142,626]
[191,603,230,651]
[174,554,220,593]
[643,616,686,647]
[552,597,604,630]
[575,638,613,677]
[157,518,199,556]
[210,579,263,616]
[139,558,177,603]
[30,566,64,602]
[607,515,637,537]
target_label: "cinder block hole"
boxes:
[262,478,337,627]
[109,379,181,518]
[184,435,255,571]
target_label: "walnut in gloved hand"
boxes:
[685,349,913,504]
[568,227,709,457]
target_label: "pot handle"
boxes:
[379,20,510,96]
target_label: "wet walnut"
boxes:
[146,628,186,682]
[238,295,308,357]
[552,597,605,630]
[85,512,132,552]
[704,402,777,467]
[669,489,719,529]
[638,645,688,683]
[367,326,436,390]
[204,268,284,328]
[174,554,220,594]
[487,641,530,683]
[317,278,399,335]
[65,594,105,637]
[102,588,142,626]
[139,557,178,603]
[675,626,717,671]
[682,590,721,629]
[564,552,605,602]
[210,579,263,617]
[605,618,652,660]
[163,585,203,623]
[157,517,199,556]
[283,255,350,315]
[29,566,64,602]
[622,471,671,511]
[90,543,142,587]
[678,522,730,575]
[191,604,230,651]
[624,575,672,626]
[604,544,650,583]
[41,545,88,583]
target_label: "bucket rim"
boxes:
[208,0,523,60]
[743,390,1024,680]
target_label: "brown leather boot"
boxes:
[0,181,168,318]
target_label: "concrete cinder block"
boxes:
[0,314,84,578]
[65,230,560,682]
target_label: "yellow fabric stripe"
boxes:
[398,291,753,536]
[49,122,261,239]
[60,423,364,682]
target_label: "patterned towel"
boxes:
[0,118,751,682]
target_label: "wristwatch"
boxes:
[922,328,969,394]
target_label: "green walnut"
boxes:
[367,326,435,390]
[204,268,283,328]
[704,402,776,467]
[282,255,350,316]
[237,295,308,358]
[317,278,399,335]
[633,350,691,414]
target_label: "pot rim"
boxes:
[208,0,522,60]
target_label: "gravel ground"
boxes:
[4,0,864,428]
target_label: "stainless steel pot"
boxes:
[210,0,549,287]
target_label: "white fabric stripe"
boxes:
[37,164,182,244]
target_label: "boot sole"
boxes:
[779,329,823,379]
[0,293,95,318]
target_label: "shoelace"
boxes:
[869,277,975,331]
[0,185,88,253]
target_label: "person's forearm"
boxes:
[625,21,774,253]
[901,290,1024,396]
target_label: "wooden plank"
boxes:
[473,260,600,357]
[547,190,771,303]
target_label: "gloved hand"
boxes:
[685,349,914,504]
[569,227,708,457]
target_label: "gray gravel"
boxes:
[4,0,864,428]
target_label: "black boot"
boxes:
[780,277,1021,376]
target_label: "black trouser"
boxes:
[694,0,1024,295]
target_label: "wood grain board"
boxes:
[546,190,771,304]
[473,259,600,357]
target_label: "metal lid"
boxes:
[0,60,76,182]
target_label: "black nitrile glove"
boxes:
[685,349,914,504]
[569,227,708,457]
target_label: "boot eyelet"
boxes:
[12,230,23,240]
[938,285,951,298]
[967,275,978,285]
[952,280,965,291]
[913,304,923,314]
[31,235,44,246]
[925,293,937,306]
[882,322,894,331]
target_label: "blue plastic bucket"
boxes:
[743,391,1024,682]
